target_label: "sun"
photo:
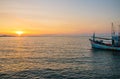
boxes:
[16,31,24,36]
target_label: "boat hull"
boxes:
[89,39,120,51]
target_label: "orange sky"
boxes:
[0,0,120,36]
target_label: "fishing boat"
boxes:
[89,23,120,51]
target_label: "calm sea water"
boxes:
[0,37,120,79]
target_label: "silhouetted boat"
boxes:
[89,23,120,51]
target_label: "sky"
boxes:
[0,0,120,36]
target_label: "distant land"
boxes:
[0,34,15,37]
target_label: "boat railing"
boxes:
[94,37,111,40]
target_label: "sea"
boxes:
[0,37,120,79]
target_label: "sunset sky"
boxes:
[0,0,120,36]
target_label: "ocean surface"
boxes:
[0,37,120,79]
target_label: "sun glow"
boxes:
[16,31,24,36]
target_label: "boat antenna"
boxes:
[111,22,115,36]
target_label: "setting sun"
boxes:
[16,31,24,36]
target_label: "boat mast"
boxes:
[111,23,115,46]
[118,25,120,37]
[118,25,120,46]
[93,32,95,41]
